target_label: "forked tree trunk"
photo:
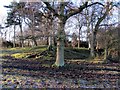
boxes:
[54,3,66,67]
[54,1,111,66]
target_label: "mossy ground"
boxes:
[0,45,47,58]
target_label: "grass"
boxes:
[11,53,31,58]
[64,48,90,59]
[0,46,107,64]
[1,46,119,88]
[0,45,47,58]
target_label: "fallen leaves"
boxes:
[1,57,120,88]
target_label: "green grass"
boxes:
[0,46,91,60]
[1,46,104,63]
[0,45,47,58]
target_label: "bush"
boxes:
[107,54,120,63]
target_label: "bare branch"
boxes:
[67,2,104,19]
[43,2,59,17]
[94,2,113,34]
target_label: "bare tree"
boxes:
[43,1,106,66]
[84,2,114,57]
[70,14,85,48]
[6,0,116,66]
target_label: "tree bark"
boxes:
[90,32,96,57]
[104,46,108,60]
[19,24,24,47]
[13,25,16,47]
[48,36,52,46]
[54,3,66,67]
[32,8,37,46]
[78,26,82,48]
[48,36,53,50]
[55,38,64,66]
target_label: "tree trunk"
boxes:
[54,3,66,67]
[104,46,108,60]
[55,39,64,66]
[19,24,24,47]
[55,22,65,65]
[31,24,37,46]
[90,32,96,57]
[49,36,52,46]
[85,8,91,50]
[32,8,37,46]
[78,28,81,48]
[48,17,53,50]
[87,30,91,50]
[32,37,37,46]
[88,38,91,49]
[13,25,16,47]
[48,36,53,50]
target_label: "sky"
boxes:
[0,0,19,25]
[0,0,20,40]
[0,0,119,41]
[0,0,10,24]
[0,0,119,24]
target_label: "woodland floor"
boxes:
[0,47,120,89]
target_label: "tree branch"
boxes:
[94,2,113,34]
[43,2,59,17]
[67,2,104,19]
